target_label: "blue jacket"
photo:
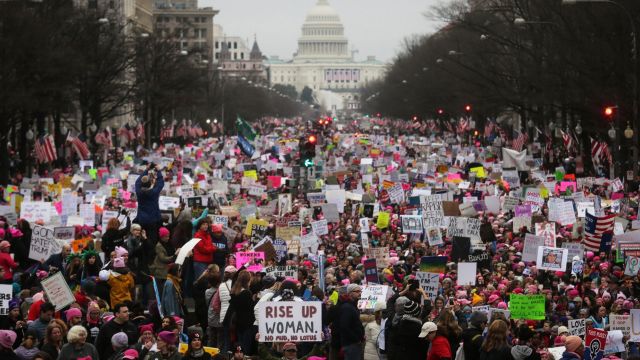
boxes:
[559,351,582,360]
[135,170,164,225]
[161,277,183,316]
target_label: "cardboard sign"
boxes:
[537,246,568,271]
[584,327,607,360]
[357,285,389,310]
[53,226,75,242]
[41,272,75,311]
[0,284,12,315]
[236,251,265,272]
[311,219,329,236]
[264,265,298,279]
[568,318,585,337]
[416,272,439,301]
[610,314,630,337]
[258,302,322,343]
[422,195,445,228]
[523,234,545,262]
[457,262,477,286]
[159,196,180,210]
[509,294,545,320]
[29,225,60,262]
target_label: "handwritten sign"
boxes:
[311,219,329,236]
[159,196,180,210]
[422,195,444,228]
[258,302,322,343]
[523,234,545,262]
[20,201,52,223]
[29,225,60,261]
[41,272,75,311]
[357,285,389,310]
[416,272,439,301]
[264,265,298,279]
[568,318,585,337]
[509,294,545,320]
[610,314,630,337]
[0,284,12,315]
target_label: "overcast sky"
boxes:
[199,0,446,63]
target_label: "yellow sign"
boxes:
[244,170,258,181]
[244,218,268,236]
[376,211,390,229]
[469,166,486,178]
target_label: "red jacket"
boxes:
[193,230,216,263]
[427,335,452,360]
[0,252,17,281]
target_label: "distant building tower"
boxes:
[217,33,267,84]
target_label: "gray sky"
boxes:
[200,0,446,63]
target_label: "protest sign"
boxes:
[311,219,329,236]
[514,205,532,217]
[363,258,379,284]
[265,266,298,279]
[416,272,439,301]
[535,222,557,247]
[426,227,443,246]
[420,256,447,273]
[53,226,75,242]
[509,294,545,320]
[368,247,389,269]
[563,243,584,262]
[300,232,319,253]
[388,184,404,204]
[29,225,59,262]
[210,215,229,228]
[537,246,568,271]
[376,211,390,229]
[276,226,300,242]
[358,285,389,310]
[176,238,201,265]
[236,251,265,272]
[307,192,326,206]
[79,204,96,226]
[20,201,52,223]
[258,301,322,342]
[502,196,520,211]
[609,314,630,337]
[401,215,423,234]
[603,330,625,355]
[465,218,481,242]
[584,327,607,360]
[0,284,11,315]
[158,196,180,210]
[457,262,476,286]
[512,216,531,232]
[523,234,545,262]
[359,218,370,232]
[272,238,288,261]
[447,216,466,238]
[549,200,577,226]
[41,272,75,311]
[631,309,640,342]
[625,256,640,276]
[422,195,444,228]
[568,318,585,337]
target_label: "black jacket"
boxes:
[479,346,514,360]
[462,326,484,360]
[389,315,424,360]
[338,299,364,347]
[94,319,138,359]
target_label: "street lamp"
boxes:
[625,123,634,139]
[563,0,638,174]
[26,129,34,140]
[206,118,211,124]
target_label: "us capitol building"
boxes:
[268,0,386,112]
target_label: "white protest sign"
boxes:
[625,256,640,276]
[159,196,180,210]
[307,193,326,206]
[388,184,404,204]
[422,195,444,228]
[359,218,370,233]
[0,284,11,315]
[502,196,520,211]
[603,330,625,355]
[465,218,481,242]
[576,202,595,218]
[568,318,585,337]
[401,215,423,234]
[537,246,569,271]
[211,215,229,228]
[41,272,75,311]
[457,262,477,286]
[20,201,52,223]
[632,310,640,342]
[249,184,267,197]
[29,225,58,261]
[53,226,75,242]
[79,204,96,226]
[535,222,557,247]
[258,302,322,342]
[358,285,389,310]
[416,272,439,301]
[176,238,201,265]
[447,216,466,238]
[300,232,319,253]
[311,220,329,236]
[264,265,298,279]
[523,234,545,262]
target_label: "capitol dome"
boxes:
[293,0,351,63]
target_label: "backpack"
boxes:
[456,334,481,360]
[211,287,221,314]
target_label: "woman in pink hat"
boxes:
[0,240,18,283]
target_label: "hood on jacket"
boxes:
[511,345,533,360]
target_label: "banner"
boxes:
[258,302,322,342]
[509,294,545,320]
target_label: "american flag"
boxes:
[457,117,470,133]
[94,127,113,148]
[512,131,528,151]
[34,135,57,163]
[160,125,174,141]
[135,122,145,143]
[66,133,91,160]
[193,125,204,137]
[561,129,575,153]
[497,124,507,140]
[445,120,454,133]
[175,120,187,138]
[583,212,615,252]
[118,124,136,144]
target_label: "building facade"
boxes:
[268,0,386,111]
[213,25,268,83]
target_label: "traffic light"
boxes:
[437,108,444,116]
[464,104,472,113]
[301,135,316,167]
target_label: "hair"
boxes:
[44,320,68,346]
[437,310,462,338]
[196,217,211,230]
[231,270,251,295]
[33,352,53,360]
[67,325,87,343]
[481,320,510,352]
[107,218,121,231]
[40,302,55,314]
[113,303,128,314]
[161,316,177,329]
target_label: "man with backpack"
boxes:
[460,311,487,360]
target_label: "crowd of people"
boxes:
[0,116,638,360]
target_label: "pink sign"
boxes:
[560,181,577,192]
[235,251,266,272]
[447,173,462,182]
[268,176,282,188]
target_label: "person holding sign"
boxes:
[0,241,18,283]
[193,218,217,278]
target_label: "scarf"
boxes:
[167,274,183,303]
[190,348,205,358]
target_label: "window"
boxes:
[227,42,231,48]
[215,41,219,49]
[233,53,237,60]
[196,28,206,39]
[233,42,237,49]
[215,53,219,59]
[240,53,244,60]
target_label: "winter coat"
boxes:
[192,230,215,263]
[362,315,381,360]
[0,252,18,280]
[219,280,233,323]
[106,271,135,308]
[479,345,514,360]
[558,351,582,360]
[461,326,484,360]
[427,335,452,360]
[94,319,138,360]
[57,342,100,360]
[390,315,424,360]
[339,299,365,347]
[135,170,164,226]
[150,242,175,280]
[147,350,182,360]
[511,345,541,360]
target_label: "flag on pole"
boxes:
[175,120,187,138]
[236,116,257,141]
[34,135,57,164]
[160,125,174,141]
[484,120,495,138]
[95,128,113,148]
[583,212,615,252]
[66,133,91,160]
[135,122,145,143]
[560,130,575,153]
